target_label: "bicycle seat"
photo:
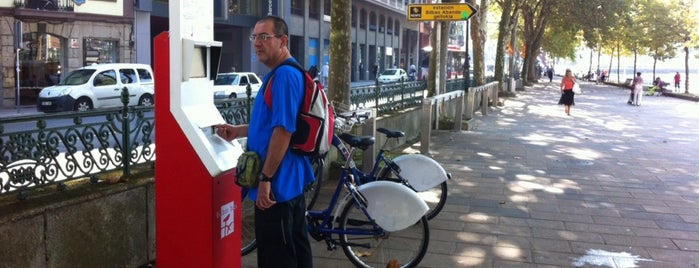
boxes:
[377,127,405,138]
[338,133,375,150]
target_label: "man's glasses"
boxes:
[249,34,282,42]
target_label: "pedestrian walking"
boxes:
[320,62,329,87]
[674,72,681,92]
[630,72,644,106]
[558,69,576,116]
[216,15,313,268]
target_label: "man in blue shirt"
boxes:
[216,15,313,268]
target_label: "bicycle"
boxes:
[305,111,450,220]
[241,142,431,267]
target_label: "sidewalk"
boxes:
[0,105,41,118]
[244,80,699,267]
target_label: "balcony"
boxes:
[13,0,75,22]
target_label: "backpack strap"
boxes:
[262,60,307,110]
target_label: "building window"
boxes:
[360,9,366,29]
[379,15,385,33]
[84,38,119,65]
[18,33,64,89]
[228,0,259,16]
[324,0,331,16]
[395,21,400,36]
[291,0,303,16]
[309,0,320,19]
[369,12,376,31]
[387,17,393,34]
[351,6,357,28]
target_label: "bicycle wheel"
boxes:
[338,201,429,268]
[304,156,324,210]
[378,168,448,220]
[241,189,257,256]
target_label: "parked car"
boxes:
[213,72,262,99]
[377,68,408,84]
[37,63,154,112]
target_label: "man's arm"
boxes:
[261,126,291,178]
[256,126,291,209]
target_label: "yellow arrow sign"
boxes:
[407,3,478,21]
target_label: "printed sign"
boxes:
[408,3,477,21]
[220,201,235,238]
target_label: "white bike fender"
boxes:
[392,154,448,191]
[357,181,428,231]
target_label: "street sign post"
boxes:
[408,3,477,21]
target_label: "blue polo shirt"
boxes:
[246,59,314,203]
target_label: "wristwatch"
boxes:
[259,173,273,182]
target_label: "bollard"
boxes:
[361,108,377,173]
[465,89,475,120]
[420,100,432,154]
[455,94,464,131]
[481,89,488,115]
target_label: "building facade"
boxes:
[158,0,422,82]
[0,0,152,107]
[1,0,428,108]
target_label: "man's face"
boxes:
[252,21,285,65]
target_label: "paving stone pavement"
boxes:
[243,80,699,267]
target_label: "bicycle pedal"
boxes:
[324,239,337,251]
[309,230,324,242]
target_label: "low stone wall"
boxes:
[0,177,156,268]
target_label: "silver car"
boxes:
[377,68,408,84]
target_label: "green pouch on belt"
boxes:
[236,151,262,188]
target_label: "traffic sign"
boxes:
[408,3,477,21]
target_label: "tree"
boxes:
[428,0,461,96]
[519,0,554,85]
[642,0,681,80]
[470,0,490,86]
[668,0,699,94]
[328,0,351,107]
[493,0,522,94]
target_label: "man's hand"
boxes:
[215,124,248,141]
[256,181,276,209]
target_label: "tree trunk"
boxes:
[616,44,621,83]
[470,0,489,86]
[439,21,449,94]
[494,0,517,94]
[428,23,438,96]
[684,46,689,94]
[328,0,351,106]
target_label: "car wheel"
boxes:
[139,94,154,106]
[73,98,93,112]
[229,93,237,99]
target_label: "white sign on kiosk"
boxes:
[169,22,243,176]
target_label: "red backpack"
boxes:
[264,61,334,158]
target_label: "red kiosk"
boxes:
[154,0,243,267]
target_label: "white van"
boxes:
[37,63,155,112]
[213,72,262,99]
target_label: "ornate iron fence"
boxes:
[0,96,155,198]
[1,81,447,198]
[350,80,427,115]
